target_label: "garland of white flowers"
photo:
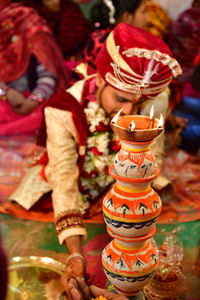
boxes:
[84,102,110,133]
[80,102,116,203]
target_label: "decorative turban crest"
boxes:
[96,23,182,100]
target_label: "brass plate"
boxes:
[7,256,67,300]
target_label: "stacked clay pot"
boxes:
[102,115,163,296]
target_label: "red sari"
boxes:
[0,1,68,135]
[25,0,90,59]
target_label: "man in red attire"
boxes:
[10,23,181,295]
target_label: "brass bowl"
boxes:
[111,115,163,142]
[7,256,67,300]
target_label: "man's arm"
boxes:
[44,107,88,243]
[44,107,88,287]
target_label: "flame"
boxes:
[157,113,164,127]
[111,107,123,123]
[128,121,136,131]
[150,105,154,120]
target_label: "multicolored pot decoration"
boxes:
[102,110,164,296]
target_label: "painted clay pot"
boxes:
[114,140,155,178]
[102,114,163,296]
[102,238,158,296]
[103,166,162,237]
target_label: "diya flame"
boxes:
[111,106,164,130]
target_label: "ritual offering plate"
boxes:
[7,256,67,300]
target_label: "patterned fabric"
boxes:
[9,60,57,100]
[56,209,84,236]
[146,0,172,39]
[0,2,68,89]
[167,7,200,83]
[31,63,57,99]
[25,0,90,59]
[83,27,112,74]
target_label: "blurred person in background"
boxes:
[23,0,90,60]
[165,0,200,152]
[82,0,147,74]
[0,0,68,136]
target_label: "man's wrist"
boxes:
[66,253,86,267]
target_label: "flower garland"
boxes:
[80,101,120,204]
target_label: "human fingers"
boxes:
[61,260,85,294]
[69,278,79,289]
[71,287,83,300]
[76,277,91,299]
[61,269,72,292]
[66,281,75,300]
[67,282,83,300]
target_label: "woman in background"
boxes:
[83,0,147,74]
[24,0,90,60]
[0,0,68,135]
[166,1,200,151]
[167,1,200,84]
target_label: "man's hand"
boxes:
[61,257,86,296]
[67,278,91,300]
[61,235,86,293]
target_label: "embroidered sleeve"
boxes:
[44,107,88,244]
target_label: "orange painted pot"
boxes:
[102,114,163,295]
[107,226,156,244]
[114,140,155,179]
[103,168,162,237]
[102,239,158,296]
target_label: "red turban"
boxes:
[96,23,182,100]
